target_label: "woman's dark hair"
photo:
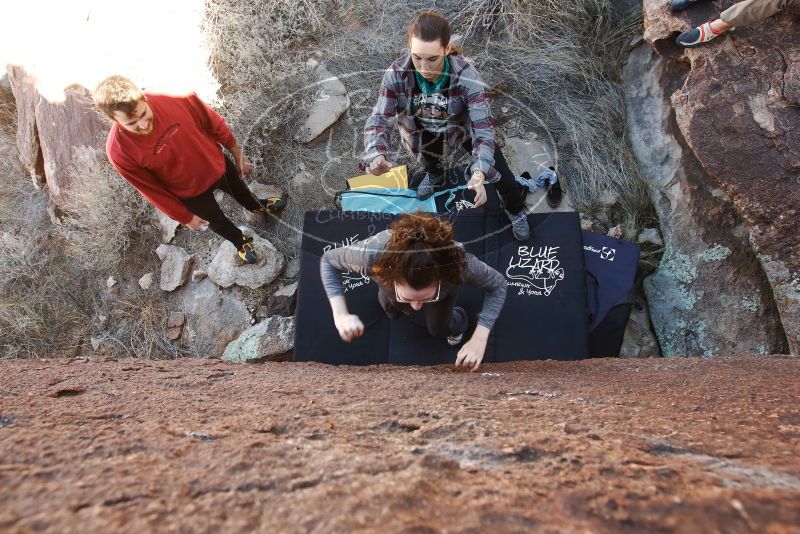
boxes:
[372,212,466,289]
[407,11,453,50]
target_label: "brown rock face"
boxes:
[623,45,787,356]
[0,357,798,532]
[643,0,800,353]
[6,66,108,208]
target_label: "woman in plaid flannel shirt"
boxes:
[361,11,532,241]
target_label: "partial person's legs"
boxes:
[216,155,287,213]
[677,0,795,47]
[462,140,530,240]
[419,131,445,177]
[424,291,467,338]
[720,0,791,26]
[181,187,246,247]
[462,140,526,213]
[416,132,446,200]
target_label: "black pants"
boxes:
[419,132,526,213]
[377,286,468,338]
[180,155,262,246]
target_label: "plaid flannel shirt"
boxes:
[361,53,501,183]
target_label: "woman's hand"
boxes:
[333,313,365,342]
[468,170,487,207]
[455,325,490,372]
[368,155,395,176]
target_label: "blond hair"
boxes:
[93,75,144,119]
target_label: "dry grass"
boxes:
[0,89,171,358]
[55,146,157,272]
[0,113,95,357]
[202,0,654,259]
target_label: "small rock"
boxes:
[637,228,663,246]
[90,335,105,351]
[106,276,118,289]
[165,326,183,341]
[266,281,299,316]
[607,225,624,239]
[138,272,155,290]
[168,312,185,329]
[156,244,193,292]
[256,306,269,319]
[49,386,86,398]
[222,316,295,363]
[155,211,180,243]
[598,190,619,208]
[191,270,207,282]
[283,257,300,279]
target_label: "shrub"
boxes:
[55,146,156,272]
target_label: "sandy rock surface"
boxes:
[1,356,798,533]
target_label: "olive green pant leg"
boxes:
[721,0,800,26]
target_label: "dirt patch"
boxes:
[0,356,798,532]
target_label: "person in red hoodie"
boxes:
[94,75,285,264]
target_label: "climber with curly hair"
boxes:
[320,212,507,371]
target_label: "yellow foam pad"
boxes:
[347,165,408,190]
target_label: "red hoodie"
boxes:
[106,92,237,224]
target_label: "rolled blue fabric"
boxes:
[515,168,558,192]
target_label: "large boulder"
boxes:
[222,315,295,363]
[6,66,107,204]
[176,278,251,357]
[642,0,800,353]
[207,228,286,289]
[623,44,787,356]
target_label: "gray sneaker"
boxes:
[507,209,530,241]
[416,172,443,200]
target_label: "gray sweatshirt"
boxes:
[320,230,507,330]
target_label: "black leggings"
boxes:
[419,132,526,213]
[377,286,468,338]
[180,155,262,246]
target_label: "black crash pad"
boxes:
[293,209,589,365]
[583,231,640,357]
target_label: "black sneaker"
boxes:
[254,196,287,213]
[670,0,705,12]
[545,170,563,209]
[237,238,258,265]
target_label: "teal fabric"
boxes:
[414,55,451,95]
[339,185,467,214]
